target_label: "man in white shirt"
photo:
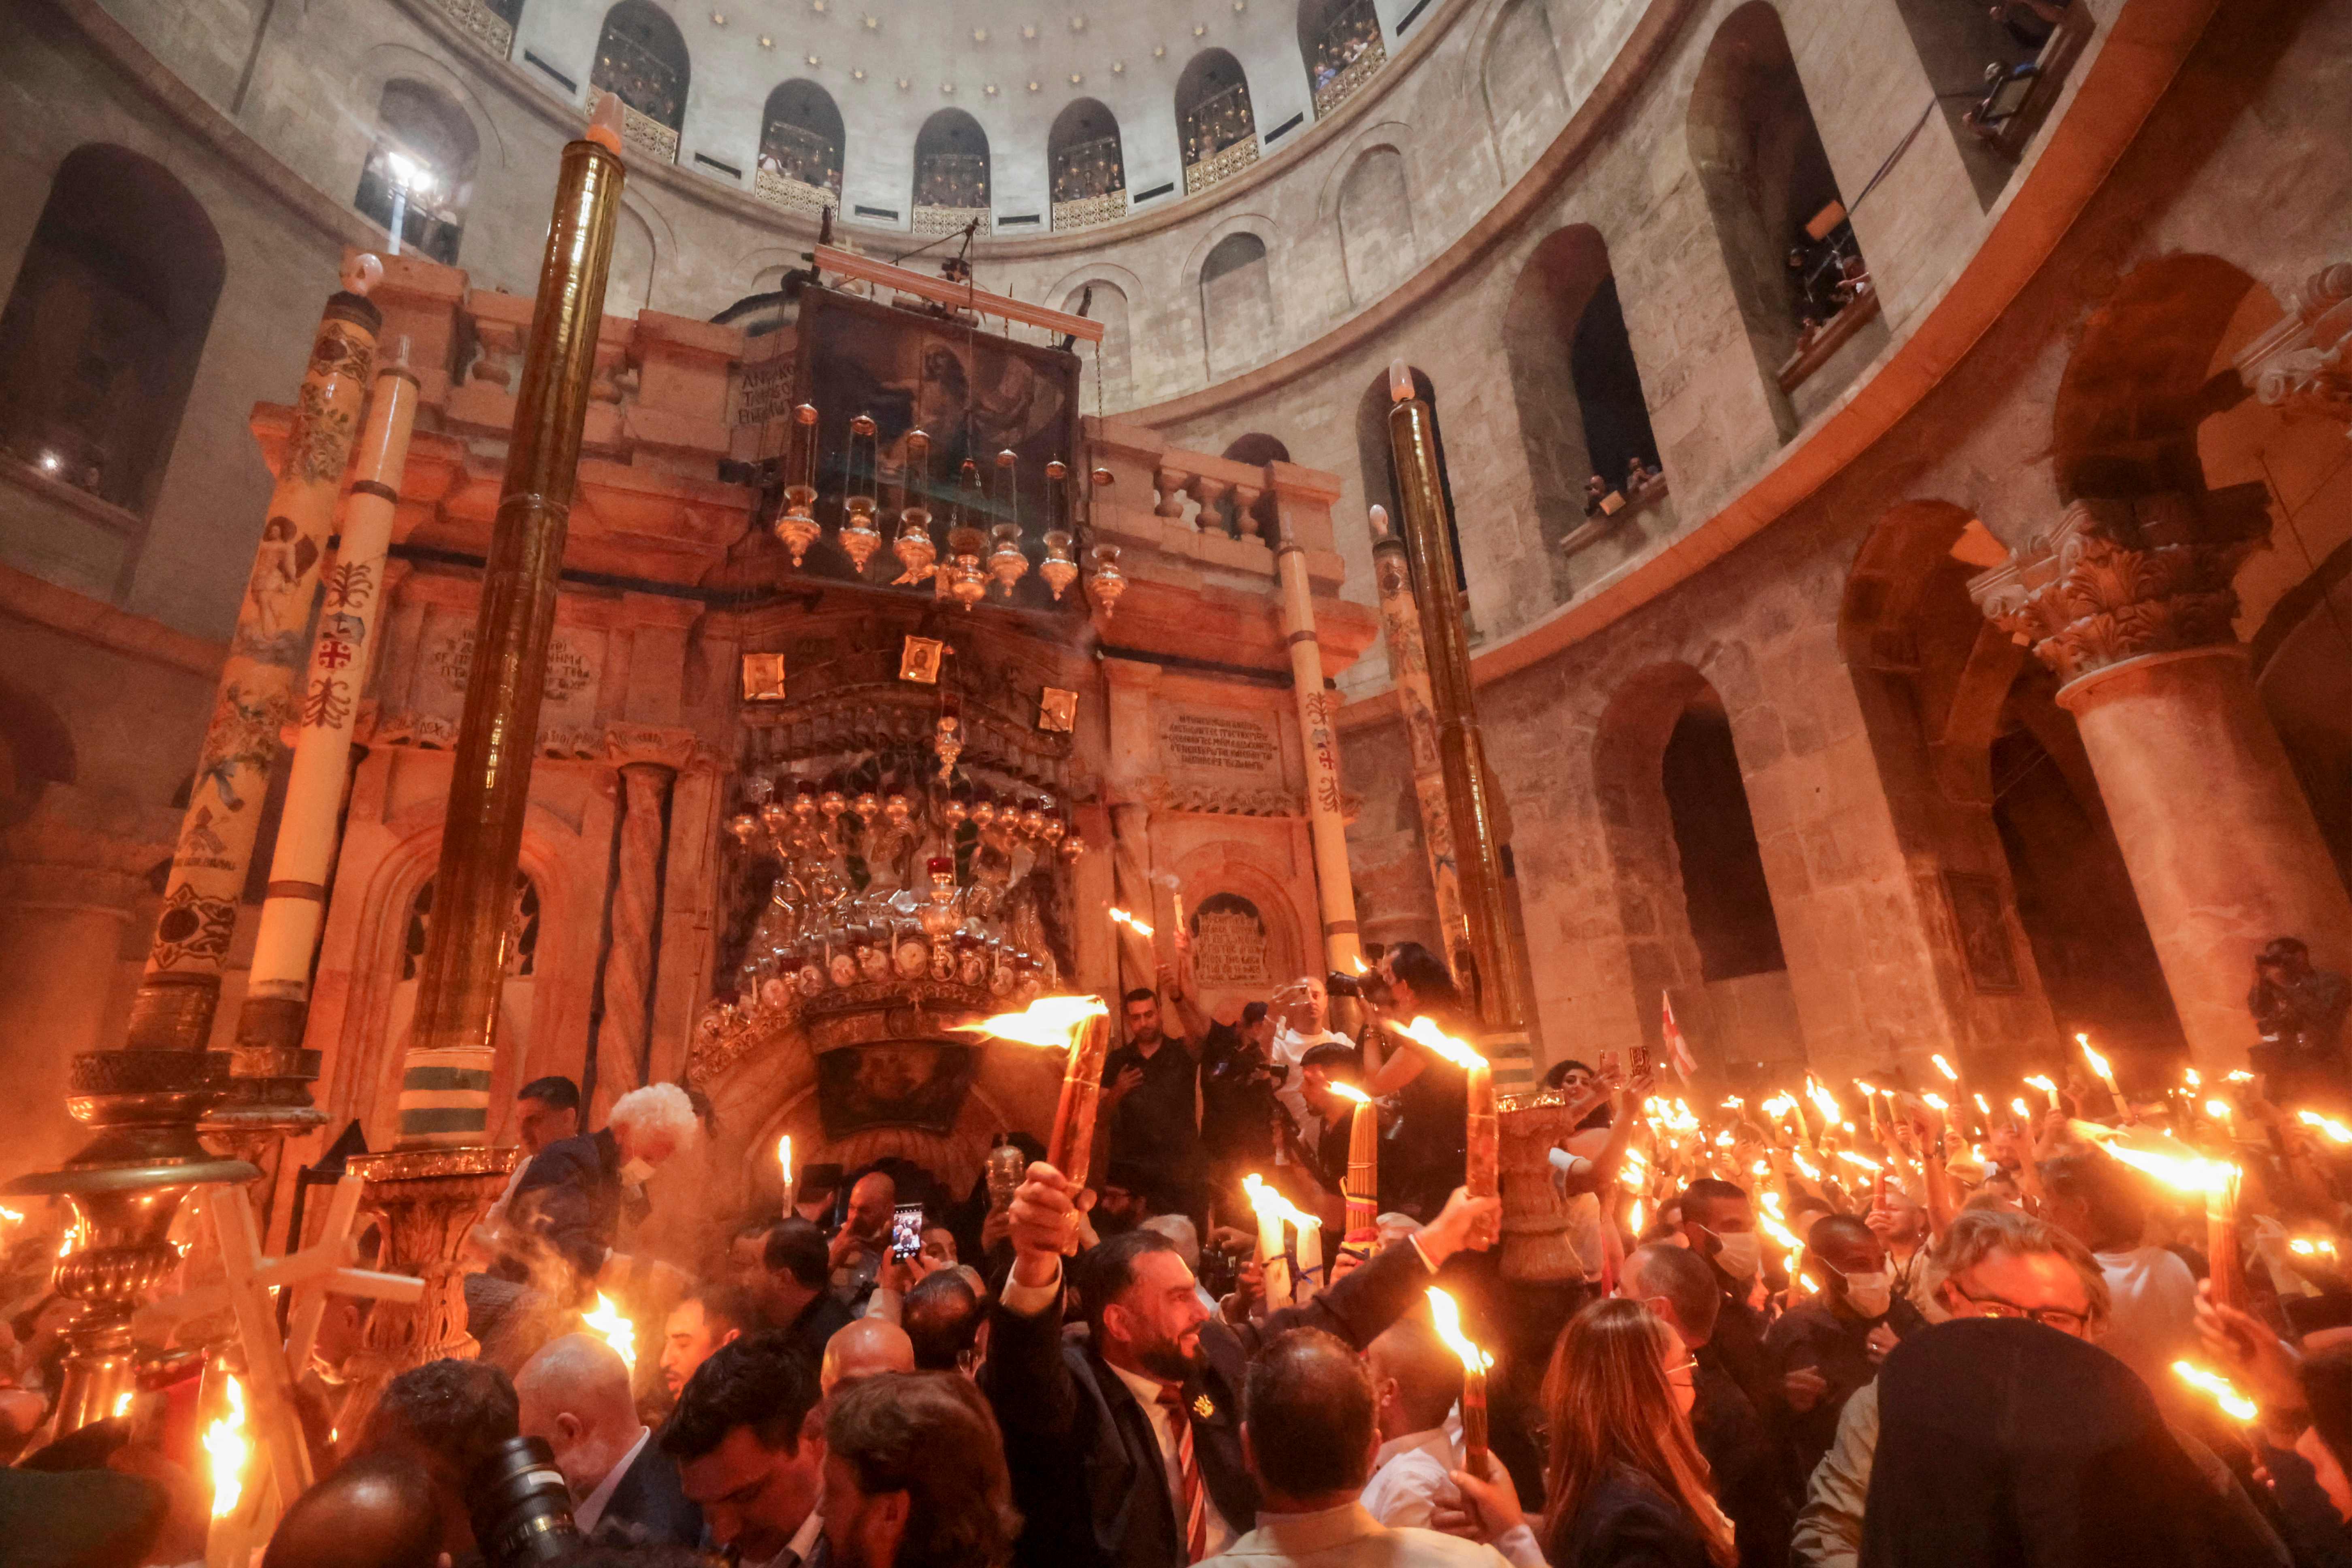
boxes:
[1270,975,1354,1144]
[516,1333,699,1546]
[1360,1318,1466,1528]
[2043,1151,2200,1401]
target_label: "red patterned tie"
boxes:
[1155,1382,1210,1562]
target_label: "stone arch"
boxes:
[609,199,661,317]
[1199,231,1276,382]
[1687,1,1871,438]
[355,78,480,264]
[1050,261,1144,411]
[592,0,690,133]
[759,79,844,196]
[1501,225,1669,585]
[1221,433,1292,466]
[1592,663,1797,1075]
[1886,0,2032,209]
[0,145,224,522]
[1480,0,1567,180]
[1355,365,1464,592]
[1177,48,1257,183]
[1336,144,1415,306]
[351,43,509,175]
[913,108,991,212]
[1048,98,1125,207]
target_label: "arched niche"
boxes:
[1593,665,1799,1078]
[1199,231,1275,382]
[760,79,844,196]
[592,0,690,141]
[1501,226,1668,590]
[1059,278,1133,411]
[1355,366,1464,593]
[1887,0,2037,209]
[0,145,224,521]
[1178,49,1257,192]
[1687,2,1877,437]
[1337,145,1414,305]
[913,108,991,219]
[354,78,479,264]
[1221,433,1292,466]
[1480,0,1566,180]
[1300,0,1387,114]
[1048,98,1126,223]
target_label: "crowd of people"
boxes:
[15,936,2352,1568]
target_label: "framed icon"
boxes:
[899,636,945,684]
[1038,686,1078,732]
[740,652,787,701]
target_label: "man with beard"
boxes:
[980,1158,1498,1568]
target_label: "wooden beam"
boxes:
[813,245,1105,343]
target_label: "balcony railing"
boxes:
[431,0,515,56]
[1052,190,1126,232]
[755,167,839,219]
[1183,136,1259,196]
[912,205,990,238]
[1310,1,1387,116]
[620,102,680,165]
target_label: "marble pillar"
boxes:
[592,749,683,1118]
[1971,489,2352,1070]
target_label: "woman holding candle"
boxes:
[1361,942,1475,1217]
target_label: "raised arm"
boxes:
[976,1163,1085,1439]
[1240,1185,1500,1356]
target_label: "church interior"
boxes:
[0,0,2348,1476]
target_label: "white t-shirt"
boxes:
[2094,1245,2199,1393]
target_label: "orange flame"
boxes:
[205,1374,249,1518]
[1108,907,1155,939]
[1391,1015,1488,1071]
[584,1293,637,1370]
[956,993,1109,1049]
[1425,1286,1493,1372]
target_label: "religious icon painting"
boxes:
[899,636,945,684]
[1037,686,1078,732]
[740,652,788,702]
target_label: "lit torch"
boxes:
[2171,1361,2257,1423]
[2077,1121,2242,1309]
[2078,1033,2129,1119]
[1327,1082,1379,1242]
[959,994,1112,1185]
[1427,1286,1492,1480]
[777,1134,793,1213]
[1108,906,1155,940]
[2299,1110,2352,1147]
[583,1293,637,1370]
[2025,1074,2060,1114]
[1245,1173,1323,1306]
[1389,1016,1496,1242]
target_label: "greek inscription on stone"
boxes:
[1162,710,1279,778]
[1192,906,1271,988]
[737,357,796,428]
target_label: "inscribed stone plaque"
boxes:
[1160,705,1281,784]
[420,610,604,744]
[1190,893,1271,988]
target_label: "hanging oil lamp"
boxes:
[839,413,884,573]
[987,449,1029,597]
[942,459,989,609]
[1086,542,1126,619]
[773,403,822,566]
[892,428,937,585]
[1039,459,1078,600]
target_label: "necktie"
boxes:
[1155,1382,1210,1563]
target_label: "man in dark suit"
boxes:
[507,1082,699,1301]
[979,1157,1498,1568]
[763,1217,855,1361]
[516,1334,701,1548]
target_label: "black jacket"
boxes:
[508,1128,638,1293]
[980,1240,1434,1568]
[1547,1467,1720,1568]
[587,1434,702,1549]
[1690,1359,1790,1568]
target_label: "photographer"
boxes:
[355,1359,524,1564]
[1202,1001,1281,1195]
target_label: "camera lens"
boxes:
[468,1435,585,1566]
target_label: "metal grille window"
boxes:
[760,119,842,193]
[916,151,989,209]
[1051,134,1125,202]
[592,4,688,130]
[1180,81,1255,166]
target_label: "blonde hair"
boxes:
[608,1082,699,1149]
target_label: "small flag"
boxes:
[1661,993,1697,1082]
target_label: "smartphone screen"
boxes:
[889,1202,925,1261]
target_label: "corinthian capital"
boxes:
[1966,486,2271,686]
[2236,262,2352,430]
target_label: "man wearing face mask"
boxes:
[1764,1213,1924,1487]
[1674,1178,1777,1419]
[509,1082,701,1303]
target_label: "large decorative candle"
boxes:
[1427,1286,1491,1479]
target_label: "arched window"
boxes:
[1688,3,1879,434]
[912,109,990,235]
[1300,0,1386,115]
[354,79,479,265]
[1049,99,1126,232]
[1481,0,1566,179]
[757,79,844,216]
[1199,232,1274,381]
[1663,696,1785,980]
[1061,280,1132,411]
[592,0,688,162]
[1502,227,1667,586]
[1356,366,1465,592]
[0,145,224,520]
[1337,146,1413,304]
[1889,0,2052,209]
[1177,50,1257,195]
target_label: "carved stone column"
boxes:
[592,726,695,1117]
[1970,489,2352,1070]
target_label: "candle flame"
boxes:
[777,1134,793,1193]
[1243,1173,1323,1231]
[1762,1094,1796,1119]
[205,1374,249,1519]
[1932,1054,1960,1083]
[957,992,1109,1048]
[113,1389,133,1419]
[584,1293,637,1370]
[1854,1080,1880,1097]
[2299,1110,2352,1146]
[1973,1093,1992,1114]
[2225,1070,2256,1083]
[1922,1093,1949,1112]
[1791,1151,1821,1180]
[2290,1237,2339,1258]
[1391,1016,1488,1071]
[1627,1197,1644,1231]
[1349,954,1369,976]
[2205,1099,2233,1122]
[2025,1075,2058,1096]
[2010,1097,2032,1121]
[1108,907,1155,939]
[2074,1121,2235,1194]
[2078,1034,2116,1084]
[2171,1361,2257,1422]
[1328,1082,1371,1104]
[1836,1150,1882,1172]
[1425,1286,1492,1372]
[2184,1067,2202,1089]
[1806,1076,1841,1124]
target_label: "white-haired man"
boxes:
[510,1082,700,1301]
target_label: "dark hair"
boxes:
[661,1332,821,1461]
[1679,1178,1750,1217]
[1301,1042,1361,1075]
[903,1271,983,1372]
[1542,1058,1596,1088]
[1624,1243,1722,1345]
[1241,1001,1270,1027]
[680,1282,758,1337]
[2040,1151,2149,1250]
[1122,988,1156,1007]
[516,1076,579,1112]
[1385,943,1459,1008]
[363,1359,520,1487]
[764,1217,831,1288]
[262,1453,442,1568]
[734,1216,779,1245]
[1078,1229,1181,1342]
[825,1373,1020,1568]
[1244,1329,1378,1497]
[1807,1214,1877,1255]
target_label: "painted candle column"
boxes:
[128,266,383,1052]
[1368,504,1472,976]
[1970,490,2352,1072]
[1272,503,1366,975]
